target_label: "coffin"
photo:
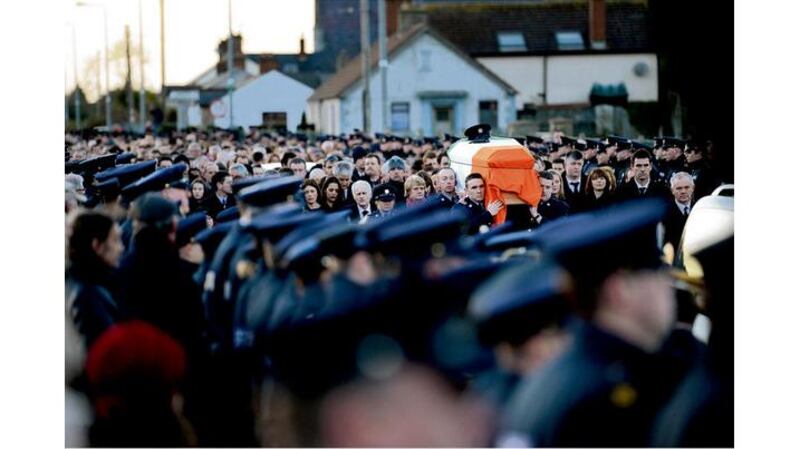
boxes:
[447,136,542,223]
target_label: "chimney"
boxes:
[386,0,406,37]
[589,0,607,50]
[300,34,306,56]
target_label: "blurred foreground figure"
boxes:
[501,200,681,447]
[85,321,193,447]
[319,365,491,447]
[651,236,733,446]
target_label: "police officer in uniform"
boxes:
[501,199,683,447]
[467,260,572,415]
[367,183,399,220]
[453,173,503,234]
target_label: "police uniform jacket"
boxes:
[453,198,494,234]
[687,160,721,199]
[203,223,249,352]
[538,198,570,225]
[117,227,206,360]
[66,263,126,348]
[430,192,457,210]
[502,321,681,447]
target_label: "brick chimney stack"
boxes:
[589,0,607,50]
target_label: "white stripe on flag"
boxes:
[447,138,522,191]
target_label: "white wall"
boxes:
[476,57,545,109]
[478,53,658,107]
[214,70,314,130]
[338,32,516,136]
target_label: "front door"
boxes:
[433,106,454,136]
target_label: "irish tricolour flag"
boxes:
[447,137,542,224]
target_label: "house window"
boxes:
[497,31,527,52]
[391,102,410,131]
[555,31,585,51]
[419,49,432,72]
[479,101,498,129]
[262,112,287,131]
[283,63,299,74]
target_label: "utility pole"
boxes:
[126,25,135,127]
[378,0,387,133]
[160,0,166,105]
[96,50,102,118]
[139,0,147,133]
[72,25,82,131]
[102,5,111,129]
[360,0,371,134]
[65,63,70,127]
[227,0,235,130]
[76,2,111,129]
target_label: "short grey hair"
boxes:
[333,160,354,178]
[351,180,372,196]
[229,163,249,178]
[382,156,407,174]
[670,171,694,188]
[65,173,84,191]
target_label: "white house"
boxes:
[212,70,315,131]
[307,23,517,136]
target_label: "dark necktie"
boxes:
[683,206,690,216]
[362,209,368,217]
[570,182,579,193]
[639,187,646,195]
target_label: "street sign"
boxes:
[210,99,226,118]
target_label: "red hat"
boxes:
[86,321,186,418]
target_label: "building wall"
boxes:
[338,32,516,136]
[477,53,658,107]
[213,71,314,130]
[308,99,341,135]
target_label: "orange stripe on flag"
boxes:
[471,146,542,225]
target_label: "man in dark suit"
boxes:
[615,150,671,203]
[205,171,236,219]
[348,180,374,223]
[662,171,695,250]
[453,173,503,234]
[561,150,586,209]
[334,160,356,209]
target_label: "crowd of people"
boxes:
[64,125,732,447]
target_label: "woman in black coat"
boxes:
[320,176,344,212]
[189,179,211,214]
[575,167,616,213]
[66,211,126,349]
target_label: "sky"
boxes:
[65,0,315,101]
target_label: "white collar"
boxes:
[634,179,650,189]
[675,199,691,211]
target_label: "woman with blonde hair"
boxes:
[547,169,565,200]
[404,174,427,206]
